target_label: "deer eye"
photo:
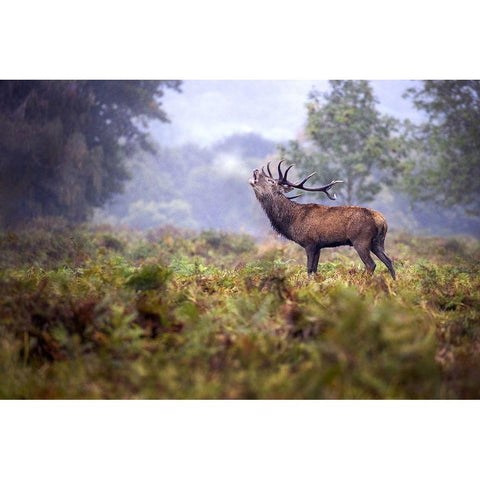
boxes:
[266,178,275,184]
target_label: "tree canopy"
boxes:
[280,80,406,205]
[403,80,480,215]
[0,80,181,228]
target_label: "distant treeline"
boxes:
[96,132,480,237]
[95,133,277,235]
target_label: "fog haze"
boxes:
[98,80,480,238]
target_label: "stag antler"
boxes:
[262,162,274,179]
[276,160,343,201]
[260,161,302,199]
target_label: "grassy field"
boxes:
[1,218,479,399]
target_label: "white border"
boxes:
[1,2,478,478]
[1,401,479,479]
[2,1,479,79]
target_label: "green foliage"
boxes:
[403,80,480,214]
[126,264,173,292]
[0,80,181,229]
[198,229,256,255]
[280,80,407,204]
[1,224,480,398]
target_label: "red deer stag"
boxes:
[249,161,396,279]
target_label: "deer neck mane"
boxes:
[259,192,300,239]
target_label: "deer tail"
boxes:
[372,213,388,249]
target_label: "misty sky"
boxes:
[150,80,423,147]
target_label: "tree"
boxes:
[403,80,480,214]
[280,80,406,205]
[0,80,181,228]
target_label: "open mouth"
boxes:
[249,169,259,186]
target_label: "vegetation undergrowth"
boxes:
[1,219,479,399]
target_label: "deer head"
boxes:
[249,160,343,201]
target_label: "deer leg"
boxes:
[372,245,396,280]
[352,241,376,275]
[305,245,321,275]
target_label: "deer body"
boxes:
[250,163,396,279]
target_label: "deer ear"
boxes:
[281,185,294,193]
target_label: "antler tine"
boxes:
[266,161,274,178]
[286,193,303,200]
[283,164,295,181]
[277,160,285,181]
[296,172,317,188]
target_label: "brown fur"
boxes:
[250,169,396,279]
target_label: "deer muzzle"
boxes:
[249,169,259,186]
